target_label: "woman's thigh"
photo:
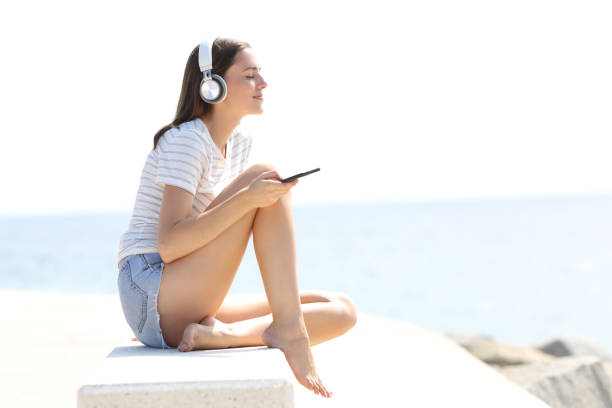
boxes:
[157,164,273,347]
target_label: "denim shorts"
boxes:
[117,253,171,349]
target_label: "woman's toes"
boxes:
[318,382,330,398]
[178,324,197,352]
[178,341,189,352]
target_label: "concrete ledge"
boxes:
[78,380,292,408]
[77,345,294,408]
[0,291,553,407]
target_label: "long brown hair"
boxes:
[152,38,251,150]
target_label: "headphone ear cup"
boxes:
[200,74,227,104]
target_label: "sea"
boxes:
[1,194,611,351]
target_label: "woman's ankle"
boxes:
[269,318,308,338]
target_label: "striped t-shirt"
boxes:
[117,117,252,265]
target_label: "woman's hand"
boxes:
[244,170,299,208]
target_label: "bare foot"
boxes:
[262,322,333,398]
[178,319,230,352]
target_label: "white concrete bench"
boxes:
[77,345,295,408]
[77,314,552,407]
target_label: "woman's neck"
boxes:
[201,110,242,157]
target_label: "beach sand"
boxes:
[0,289,547,407]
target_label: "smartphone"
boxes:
[280,168,320,183]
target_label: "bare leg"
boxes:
[159,164,334,397]
[252,192,302,324]
[178,293,357,349]
[173,191,334,397]
[250,192,333,396]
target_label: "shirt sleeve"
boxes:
[155,128,207,196]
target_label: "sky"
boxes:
[0,0,610,215]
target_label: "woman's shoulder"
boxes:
[177,117,203,134]
[161,119,209,150]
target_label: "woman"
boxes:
[116,37,357,398]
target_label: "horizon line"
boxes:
[1,191,611,218]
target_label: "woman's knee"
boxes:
[232,164,276,190]
[311,290,358,328]
[334,293,358,327]
[245,163,276,176]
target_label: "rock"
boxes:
[446,332,494,347]
[605,362,612,383]
[538,337,612,362]
[500,356,612,408]
[446,332,554,366]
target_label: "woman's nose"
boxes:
[258,76,267,89]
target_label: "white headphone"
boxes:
[199,39,227,104]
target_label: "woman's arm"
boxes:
[157,184,253,264]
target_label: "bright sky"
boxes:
[1,0,610,215]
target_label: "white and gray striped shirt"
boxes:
[117,117,252,265]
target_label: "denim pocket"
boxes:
[118,259,148,334]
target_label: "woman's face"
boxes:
[220,48,267,117]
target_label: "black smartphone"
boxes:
[280,168,320,183]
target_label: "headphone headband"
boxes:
[199,40,213,72]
